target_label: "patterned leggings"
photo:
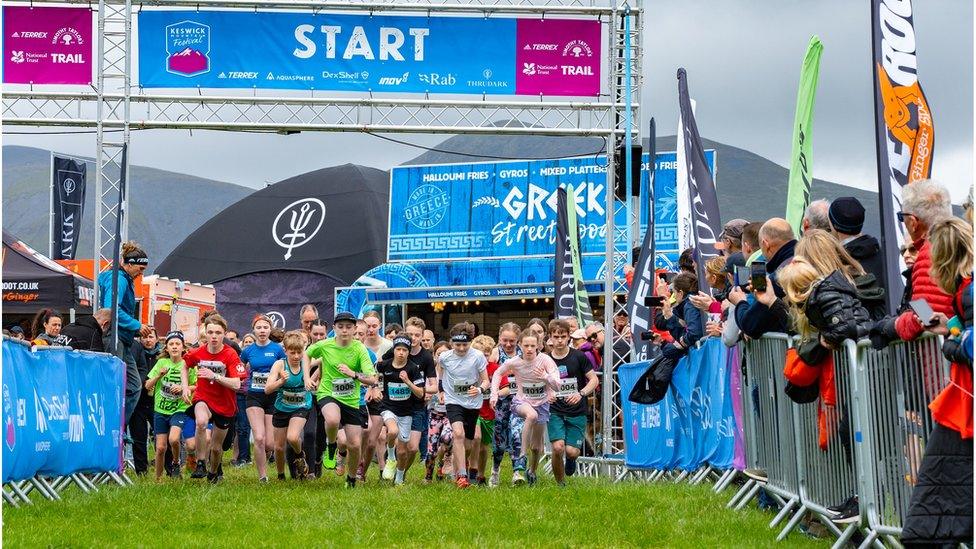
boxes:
[492,396,521,470]
[426,410,453,459]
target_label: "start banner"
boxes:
[2,6,92,85]
[137,11,601,96]
[2,341,125,483]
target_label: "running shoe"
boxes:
[477,476,487,487]
[527,471,537,486]
[336,455,346,477]
[277,473,287,481]
[232,458,252,468]
[743,468,768,483]
[829,496,860,524]
[356,463,365,482]
[565,457,578,477]
[294,453,310,480]
[207,472,220,485]
[557,480,567,488]
[345,476,356,489]
[167,462,182,479]
[512,471,526,486]
[382,458,397,481]
[217,463,224,481]
[489,469,500,488]
[190,460,207,479]
[322,455,337,471]
[455,476,471,489]
[424,461,435,482]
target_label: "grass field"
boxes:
[3,464,829,548]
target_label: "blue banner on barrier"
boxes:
[618,337,735,470]
[2,341,125,483]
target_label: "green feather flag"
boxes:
[786,36,824,235]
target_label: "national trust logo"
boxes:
[272,198,326,260]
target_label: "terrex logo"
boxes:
[501,183,605,221]
[378,72,409,86]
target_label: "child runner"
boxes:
[305,311,378,488]
[425,341,453,482]
[181,314,246,483]
[547,319,599,486]
[145,331,196,480]
[488,322,522,487]
[470,335,501,486]
[376,336,426,485]
[491,332,560,486]
[436,322,489,489]
[240,314,287,482]
[265,332,313,480]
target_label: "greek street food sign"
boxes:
[137,10,601,96]
[388,151,716,269]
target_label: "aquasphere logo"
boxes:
[404,185,449,230]
[165,20,211,77]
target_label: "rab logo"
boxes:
[272,198,325,260]
[165,20,211,77]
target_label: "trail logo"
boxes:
[165,21,211,77]
[272,198,326,260]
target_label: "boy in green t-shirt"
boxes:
[145,331,197,481]
[305,312,377,488]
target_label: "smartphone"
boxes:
[909,299,938,327]
[644,295,665,307]
[733,265,751,288]
[750,262,767,293]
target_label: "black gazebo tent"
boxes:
[2,230,95,314]
[155,164,389,332]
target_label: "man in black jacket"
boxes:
[61,308,111,352]
[131,328,163,475]
[729,218,796,338]
[829,197,885,285]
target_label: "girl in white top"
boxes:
[490,332,560,485]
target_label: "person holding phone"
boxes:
[653,272,704,358]
[728,218,796,339]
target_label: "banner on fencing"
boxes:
[2,341,125,483]
[2,6,93,85]
[137,11,600,96]
[619,337,736,470]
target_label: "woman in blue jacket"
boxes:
[654,272,704,359]
[97,241,152,425]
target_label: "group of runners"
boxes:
[145,309,600,488]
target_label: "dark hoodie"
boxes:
[60,316,105,352]
[843,234,885,288]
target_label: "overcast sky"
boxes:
[5,0,973,202]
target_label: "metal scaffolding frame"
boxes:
[2,0,642,460]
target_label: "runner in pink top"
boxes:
[490,332,560,486]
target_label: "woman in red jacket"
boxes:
[902,217,973,546]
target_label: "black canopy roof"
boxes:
[156,164,389,285]
[2,231,94,314]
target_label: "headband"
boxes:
[123,249,149,265]
[451,333,471,343]
[165,330,185,344]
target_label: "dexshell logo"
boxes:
[265,311,286,329]
[165,20,211,77]
[272,198,326,260]
[4,384,15,451]
[405,185,449,230]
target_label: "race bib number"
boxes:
[523,382,546,398]
[387,382,411,401]
[282,390,307,406]
[557,378,578,398]
[508,379,517,391]
[453,383,472,394]
[161,380,180,400]
[200,360,226,377]
[250,372,269,389]
[332,378,354,398]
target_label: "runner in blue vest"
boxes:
[265,332,313,480]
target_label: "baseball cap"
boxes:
[716,219,749,249]
[570,328,586,340]
[334,311,357,324]
[392,335,412,349]
[9,326,24,335]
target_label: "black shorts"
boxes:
[366,399,384,418]
[245,391,275,414]
[272,408,309,429]
[190,402,233,430]
[445,404,480,440]
[317,397,366,428]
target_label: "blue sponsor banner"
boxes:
[618,337,735,470]
[389,151,715,269]
[2,341,125,483]
[137,11,601,95]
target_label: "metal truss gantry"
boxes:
[3,0,642,458]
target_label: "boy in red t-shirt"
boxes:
[181,314,246,483]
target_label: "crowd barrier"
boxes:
[2,338,131,506]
